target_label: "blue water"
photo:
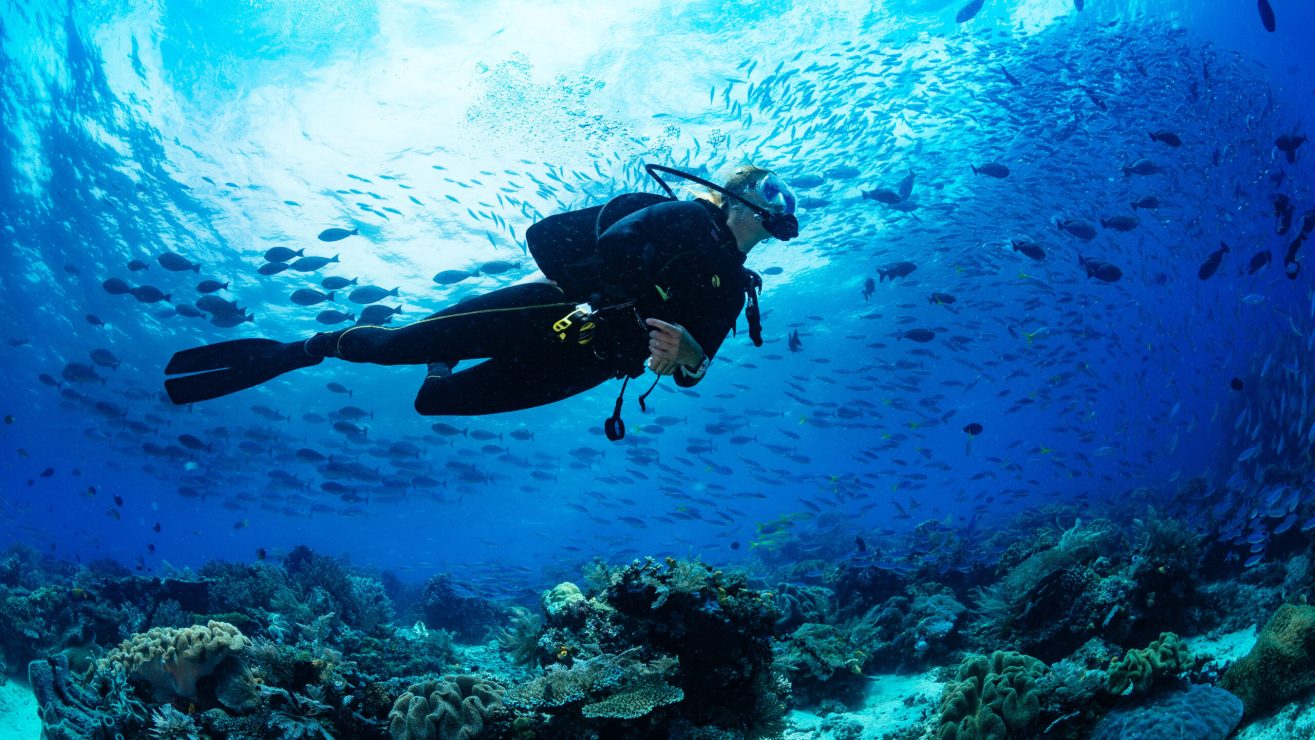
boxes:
[1,0,1312,597]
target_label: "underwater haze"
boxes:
[3,0,1315,738]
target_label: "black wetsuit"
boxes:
[319,198,749,416]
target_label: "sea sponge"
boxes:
[103,620,250,700]
[1106,632,1189,697]
[936,650,1047,740]
[1220,603,1315,717]
[389,674,506,740]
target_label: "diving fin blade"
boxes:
[165,338,287,375]
[163,339,321,405]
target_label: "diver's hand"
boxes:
[645,318,702,375]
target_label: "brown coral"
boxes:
[103,620,249,700]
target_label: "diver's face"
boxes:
[726,200,772,252]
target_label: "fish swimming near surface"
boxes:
[291,289,334,306]
[1078,255,1123,282]
[102,278,132,295]
[130,285,170,303]
[157,252,200,272]
[264,247,304,263]
[999,66,1021,87]
[321,276,359,290]
[929,292,957,305]
[258,262,290,276]
[1258,0,1276,32]
[196,280,228,293]
[127,259,149,271]
[318,227,359,242]
[788,329,803,353]
[955,0,985,23]
[1198,242,1229,280]
[349,286,400,304]
[1248,251,1272,275]
[433,270,474,285]
[291,255,340,272]
[971,163,1010,178]
[877,261,917,281]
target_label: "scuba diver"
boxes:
[163,163,799,438]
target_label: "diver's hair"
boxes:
[692,163,772,209]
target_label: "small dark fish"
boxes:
[955,0,985,23]
[321,276,359,290]
[102,278,132,295]
[258,262,290,276]
[1100,215,1139,232]
[153,522,162,533]
[157,252,200,272]
[433,269,475,285]
[358,304,402,324]
[898,328,936,343]
[130,285,170,303]
[1198,242,1229,280]
[1276,134,1307,164]
[315,310,355,325]
[929,292,957,305]
[1230,377,1244,392]
[85,314,105,327]
[210,312,253,328]
[291,289,334,306]
[349,285,400,304]
[326,382,353,396]
[999,66,1021,87]
[233,519,249,530]
[788,329,803,353]
[290,254,340,272]
[855,536,867,553]
[480,260,517,275]
[3,415,12,424]
[1247,251,1272,275]
[761,266,784,276]
[1122,159,1159,177]
[862,278,875,301]
[255,547,266,560]
[877,261,917,281]
[318,227,359,242]
[1011,240,1046,260]
[89,349,121,369]
[40,467,55,478]
[971,163,1010,178]
[196,280,229,293]
[1130,195,1160,210]
[963,422,983,436]
[730,541,741,550]
[862,188,902,204]
[825,165,861,180]
[127,259,150,271]
[1275,194,1295,235]
[1057,219,1097,241]
[264,247,304,263]
[1149,130,1182,147]
[1258,0,1276,32]
[1078,255,1123,282]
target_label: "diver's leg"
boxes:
[413,351,615,416]
[306,283,574,365]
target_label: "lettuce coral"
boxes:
[1106,632,1189,697]
[103,620,250,701]
[388,674,506,740]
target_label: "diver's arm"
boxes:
[645,318,703,377]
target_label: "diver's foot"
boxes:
[426,361,453,379]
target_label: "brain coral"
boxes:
[389,674,506,740]
[103,620,249,700]
[1090,684,1243,740]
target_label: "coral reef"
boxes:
[102,620,250,700]
[935,650,1048,739]
[418,574,506,641]
[1220,603,1315,717]
[1105,632,1191,697]
[388,674,506,740]
[1090,684,1243,740]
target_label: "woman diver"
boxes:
[163,163,799,437]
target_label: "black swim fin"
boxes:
[164,338,322,405]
